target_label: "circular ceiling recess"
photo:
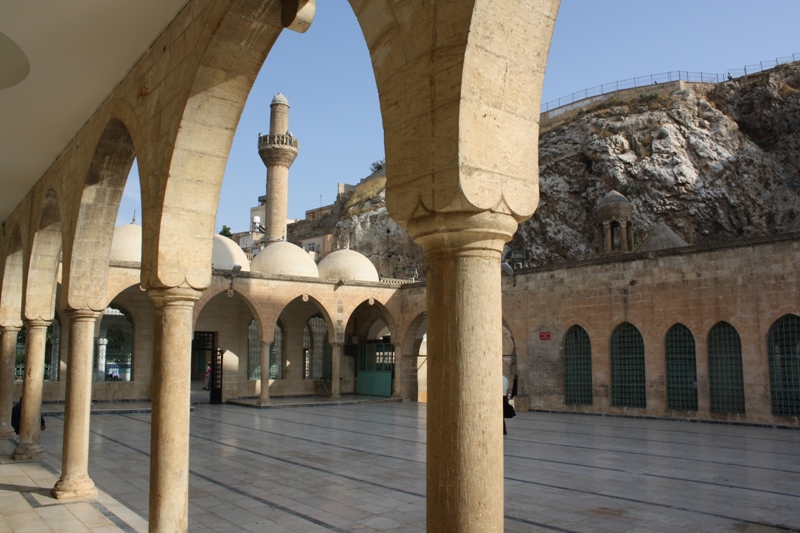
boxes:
[0,31,30,90]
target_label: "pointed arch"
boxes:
[610,322,646,409]
[24,189,62,321]
[0,224,25,327]
[63,117,137,312]
[665,323,698,411]
[707,321,745,414]
[563,325,592,405]
[767,314,800,417]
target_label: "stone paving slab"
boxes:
[3,402,800,532]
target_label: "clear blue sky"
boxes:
[117,0,800,233]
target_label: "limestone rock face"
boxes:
[322,63,800,272]
[511,62,800,266]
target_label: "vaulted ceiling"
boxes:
[0,1,189,221]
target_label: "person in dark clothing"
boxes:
[10,396,45,434]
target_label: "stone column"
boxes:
[0,326,21,437]
[409,211,516,533]
[391,343,403,399]
[52,309,100,499]
[257,341,271,406]
[330,342,342,400]
[603,222,612,253]
[620,221,629,252]
[147,287,201,533]
[13,319,50,460]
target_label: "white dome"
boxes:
[318,249,379,282]
[212,234,250,272]
[250,241,318,278]
[110,223,142,263]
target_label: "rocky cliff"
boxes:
[333,62,800,275]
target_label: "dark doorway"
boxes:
[192,332,216,381]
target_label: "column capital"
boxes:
[407,210,519,256]
[65,309,101,322]
[23,318,51,329]
[0,325,21,334]
[147,287,202,308]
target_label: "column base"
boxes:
[12,443,46,461]
[0,425,15,438]
[255,399,271,407]
[329,394,341,401]
[52,475,97,500]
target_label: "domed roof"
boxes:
[110,223,142,263]
[595,190,632,221]
[318,249,379,282]
[596,190,631,207]
[212,234,250,272]
[271,92,289,106]
[250,241,318,278]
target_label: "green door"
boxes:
[357,343,394,397]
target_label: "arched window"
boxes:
[14,319,61,382]
[303,316,330,379]
[247,319,260,380]
[564,325,592,405]
[707,322,745,414]
[610,322,646,408]
[270,322,283,380]
[767,314,800,417]
[95,305,134,382]
[665,324,698,411]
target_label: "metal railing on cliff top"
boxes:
[541,53,800,113]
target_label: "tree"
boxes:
[369,159,385,173]
[219,225,233,238]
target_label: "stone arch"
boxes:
[707,321,746,415]
[273,294,334,382]
[0,224,25,327]
[401,312,428,402]
[343,299,398,344]
[142,1,286,290]
[609,321,646,409]
[24,189,62,321]
[664,323,698,412]
[62,117,137,312]
[766,314,800,417]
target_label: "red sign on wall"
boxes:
[539,332,551,341]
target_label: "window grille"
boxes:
[707,322,746,414]
[564,325,593,405]
[303,316,329,379]
[767,314,800,417]
[665,324,698,411]
[610,322,646,408]
[269,322,283,380]
[247,319,260,380]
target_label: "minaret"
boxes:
[258,93,298,245]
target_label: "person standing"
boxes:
[203,362,211,390]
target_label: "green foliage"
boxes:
[219,225,233,238]
[369,159,385,173]
[619,182,641,197]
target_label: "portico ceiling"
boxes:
[0,1,189,222]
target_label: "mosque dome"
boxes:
[212,234,250,272]
[271,93,289,106]
[110,223,142,263]
[595,190,632,221]
[317,249,379,282]
[250,241,318,278]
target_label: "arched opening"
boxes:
[94,305,134,382]
[303,315,330,380]
[402,313,428,403]
[13,318,60,382]
[563,325,592,405]
[665,323,698,411]
[610,322,646,409]
[345,300,397,397]
[707,321,746,414]
[767,314,800,417]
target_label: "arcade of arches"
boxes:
[1,2,798,532]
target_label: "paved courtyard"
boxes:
[2,400,800,532]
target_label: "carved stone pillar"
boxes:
[620,220,629,252]
[257,341,271,406]
[52,309,101,499]
[409,211,517,533]
[330,342,342,400]
[0,326,21,437]
[391,343,403,399]
[13,319,50,460]
[147,287,201,533]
